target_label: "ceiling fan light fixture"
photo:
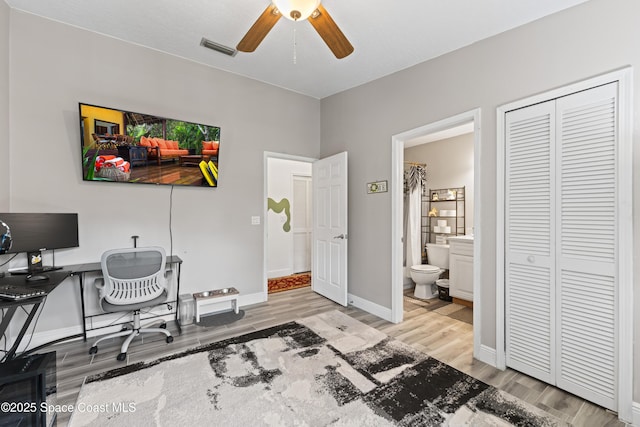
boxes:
[272,0,321,21]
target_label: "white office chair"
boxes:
[89,246,173,361]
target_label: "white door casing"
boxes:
[312,152,348,306]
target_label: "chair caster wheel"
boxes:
[166,336,174,344]
[117,353,127,361]
[160,323,167,329]
[89,346,98,355]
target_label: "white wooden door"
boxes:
[292,175,312,273]
[312,152,348,305]
[555,83,618,409]
[505,83,619,411]
[505,100,556,384]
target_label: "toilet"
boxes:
[410,243,450,299]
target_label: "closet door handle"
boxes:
[527,255,535,263]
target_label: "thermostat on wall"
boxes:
[367,180,388,194]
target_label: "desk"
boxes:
[0,271,71,361]
[0,255,182,357]
[64,255,182,341]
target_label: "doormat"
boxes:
[268,272,311,294]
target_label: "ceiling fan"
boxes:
[237,0,354,59]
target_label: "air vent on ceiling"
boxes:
[200,38,237,57]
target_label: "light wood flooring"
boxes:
[49,287,624,426]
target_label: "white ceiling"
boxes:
[5,0,589,99]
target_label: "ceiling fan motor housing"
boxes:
[272,0,321,21]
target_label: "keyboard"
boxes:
[0,284,46,301]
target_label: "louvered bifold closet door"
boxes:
[555,83,618,411]
[505,101,556,384]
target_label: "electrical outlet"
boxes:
[251,216,261,225]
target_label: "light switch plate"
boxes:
[367,180,388,194]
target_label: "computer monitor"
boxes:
[0,213,79,273]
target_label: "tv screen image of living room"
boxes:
[79,103,221,187]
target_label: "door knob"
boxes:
[333,234,347,239]
[527,255,535,263]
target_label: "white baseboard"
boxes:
[268,269,291,279]
[474,344,497,367]
[85,313,176,339]
[13,291,266,354]
[631,401,640,426]
[16,324,84,353]
[17,307,176,352]
[200,291,264,313]
[239,291,266,307]
[348,293,393,322]
[15,313,177,352]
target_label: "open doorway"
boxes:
[391,109,484,360]
[402,124,474,320]
[264,153,314,296]
[263,151,349,306]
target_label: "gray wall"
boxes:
[4,10,320,332]
[405,133,474,233]
[0,1,9,210]
[320,0,640,401]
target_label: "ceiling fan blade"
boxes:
[308,5,354,59]
[237,4,282,52]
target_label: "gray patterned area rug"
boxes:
[70,311,563,426]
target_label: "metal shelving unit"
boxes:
[423,187,465,245]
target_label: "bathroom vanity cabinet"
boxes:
[448,236,473,302]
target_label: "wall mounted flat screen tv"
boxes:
[79,103,221,187]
